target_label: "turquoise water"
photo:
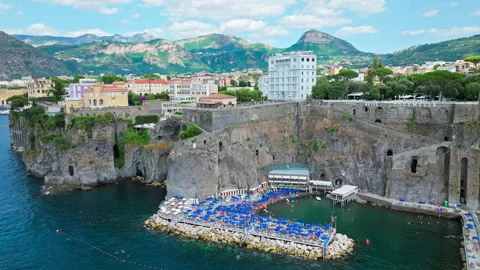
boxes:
[0,116,462,269]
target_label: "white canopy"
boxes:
[331,185,358,197]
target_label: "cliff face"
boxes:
[17,112,183,187]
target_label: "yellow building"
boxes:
[65,82,129,114]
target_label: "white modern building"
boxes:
[67,78,98,99]
[259,51,317,100]
[168,79,218,103]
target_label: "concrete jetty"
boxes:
[145,189,354,260]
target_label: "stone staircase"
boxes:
[391,142,451,163]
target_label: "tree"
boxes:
[337,69,359,81]
[238,80,248,87]
[146,94,155,100]
[73,75,85,83]
[101,74,126,84]
[370,68,393,84]
[463,82,480,101]
[312,82,345,99]
[144,74,160,93]
[370,57,384,69]
[420,70,464,100]
[6,95,28,111]
[465,56,480,66]
[128,91,142,106]
[230,80,238,87]
[51,78,66,100]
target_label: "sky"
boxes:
[0,0,479,53]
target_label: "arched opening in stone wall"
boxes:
[352,108,356,116]
[68,165,74,176]
[93,99,97,106]
[364,107,369,112]
[375,119,382,124]
[272,155,275,161]
[219,141,223,151]
[444,136,449,142]
[113,144,120,158]
[411,156,418,173]
[387,149,393,156]
[335,179,343,186]
[436,147,450,187]
[320,173,325,180]
[256,150,259,156]
[204,140,206,145]
[99,99,104,106]
[460,157,468,204]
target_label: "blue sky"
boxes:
[0,0,479,53]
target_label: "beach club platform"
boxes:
[329,185,359,206]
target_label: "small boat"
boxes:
[316,196,322,201]
[0,110,10,115]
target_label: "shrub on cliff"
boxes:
[135,114,159,125]
[40,134,72,151]
[179,125,201,140]
[124,127,150,146]
[70,113,115,138]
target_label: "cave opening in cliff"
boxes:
[68,166,74,176]
[219,141,223,151]
[375,119,382,124]
[320,173,325,180]
[460,157,468,204]
[204,140,206,145]
[387,149,393,156]
[272,155,275,161]
[256,150,259,156]
[136,166,143,177]
[113,144,120,158]
[444,136,449,141]
[335,179,343,186]
[411,156,418,173]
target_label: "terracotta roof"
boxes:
[201,93,236,99]
[133,80,168,84]
[84,85,128,91]
[112,81,126,85]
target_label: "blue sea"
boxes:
[0,116,462,269]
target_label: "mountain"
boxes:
[39,39,211,75]
[13,33,156,47]
[381,35,480,66]
[0,31,71,80]
[4,30,480,78]
[285,29,374,66]
[174,34,280,71]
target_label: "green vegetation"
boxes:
[101,74,127,84]
[324,126,340,133]
[408,110,417,130]
[70,113,114,138]
[304,139,320,157]
[135,114,159,125]
[124,127,151,146]
[179,125,202,140]
[341,115,354,122]
[6,94,28,112]
[219,88,265,102]
[40,134,72,150]
[174,112,183,115]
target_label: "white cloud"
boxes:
[124,27,164,37]
[474,9,480,16]
[168,21,217,38]
[65,29,113,37]
[5,23,60,35]
[325,0,386,16]
[421,9,438,17]
[279,15,351,29]
[0,1,12,10]
[131,13,140,19]
[142,0,295,20]
[449,2,458,7]
[335,26,378,36]
[401,26,480,37]
[140,0,163,7]
[220,19,266,32]
[120,19,130,24]
[33,0,132,15]
[16,11,22,16]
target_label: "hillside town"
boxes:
[0,54,479,116]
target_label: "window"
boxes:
[307,58,310,62]
[301,58,304,61]
[301,79,303,82]
[312,58,315,62]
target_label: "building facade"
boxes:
[27,77,54,98]
[126,80,169,95]
[67,78,98,99]
[197,93,237,108]
[259,51,317,100]
[65,82,129,114]
[169,79,218,102]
